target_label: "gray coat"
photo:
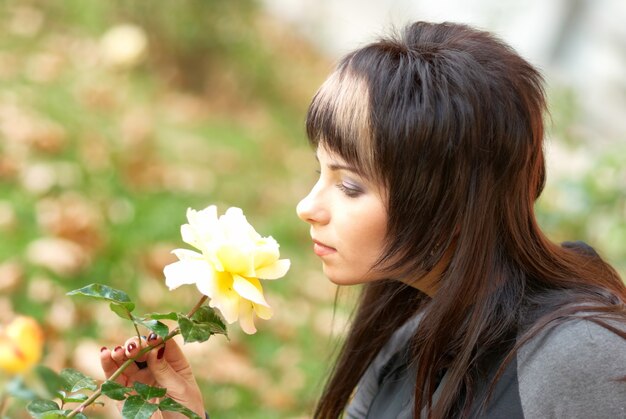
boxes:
[346,312,626,418]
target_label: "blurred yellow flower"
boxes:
[0,316,44,374]
[164,206,290,334]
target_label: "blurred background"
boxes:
[0,0,624,417]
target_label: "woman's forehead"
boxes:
[315,145,353,168]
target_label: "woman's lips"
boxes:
[312,240,336,257]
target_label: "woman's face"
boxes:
[296,146,388,285]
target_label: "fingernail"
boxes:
[148,333,157,342]
[114,346,123,352]
[100,346,108,352]
[157,347,165,359]
[127,342,136,352]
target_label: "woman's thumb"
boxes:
[146,343,185,392]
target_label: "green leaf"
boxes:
[67,283,135,312]
[121,395,159,419]
[132,382,167,400]
[6,376,38,400]
[35,365,65,398]
[192,306,227,334]
[110,302,133,320]
[177,306,227,343]
[159,397,202,419]
[135,318,169,338]
[59,368,97,393]
[147,312,178,321]
[26,399,60,415]
[101,380,132,401]
[177,316,209,343]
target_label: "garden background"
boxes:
[0,1,624,418]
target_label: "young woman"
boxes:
[101,21,626,418]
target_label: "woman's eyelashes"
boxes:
[315,168,364,197]
[336,181,363,198]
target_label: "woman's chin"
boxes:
[322,267,371,286]
[322,267,350,286]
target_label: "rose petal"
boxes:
[184,206,219,250]
[221,207,261,242]
[195,270,228,301]
[253,237,280,269]
[171,248,203,261]
[254,303,273,320]
[232,275,268,307]
[209,289,240,324]
[190,206,219,235]
[187,206,217,228]
[180,224,200,249]
[256,259,290,280]
[238,301,257,334]
[164,260,214,291]
[216,243,254,276]
[203,272,240,323]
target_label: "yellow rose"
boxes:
[0,316,44,374]
[164,206,290,334]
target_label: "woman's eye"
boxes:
[336,182,363,198]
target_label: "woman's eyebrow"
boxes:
[328,162,358,173]
[314,152,362,175]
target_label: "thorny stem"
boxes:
[188,295,208,317]
[67,295,209,417]
[131,311,142,346]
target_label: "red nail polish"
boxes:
[127,342,136,352]
[100,346,108,352]
[148,333,157,342]
[114,346,123,352]
[157,347,165,359]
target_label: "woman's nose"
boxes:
[296,184,328,225]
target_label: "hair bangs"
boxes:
[305,65,378,181]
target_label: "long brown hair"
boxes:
[306,22,626,418]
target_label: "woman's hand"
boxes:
[100,333,205,418]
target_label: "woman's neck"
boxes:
[402,242,455,297]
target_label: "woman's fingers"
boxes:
[146,338,186,389]
[110,344,128,363]
[150,336,193,374]
[124,336,147,372]
[146,338,205,417]
[101,338,156,386]
[100,346,127,385]
[100,334,203,417]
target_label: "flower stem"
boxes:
[66,295,209,417]
[131,312,142,344]
[188,295,208,317]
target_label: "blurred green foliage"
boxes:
[538,86,626,276]
[0,1,624,418]
[0,1,333,417]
